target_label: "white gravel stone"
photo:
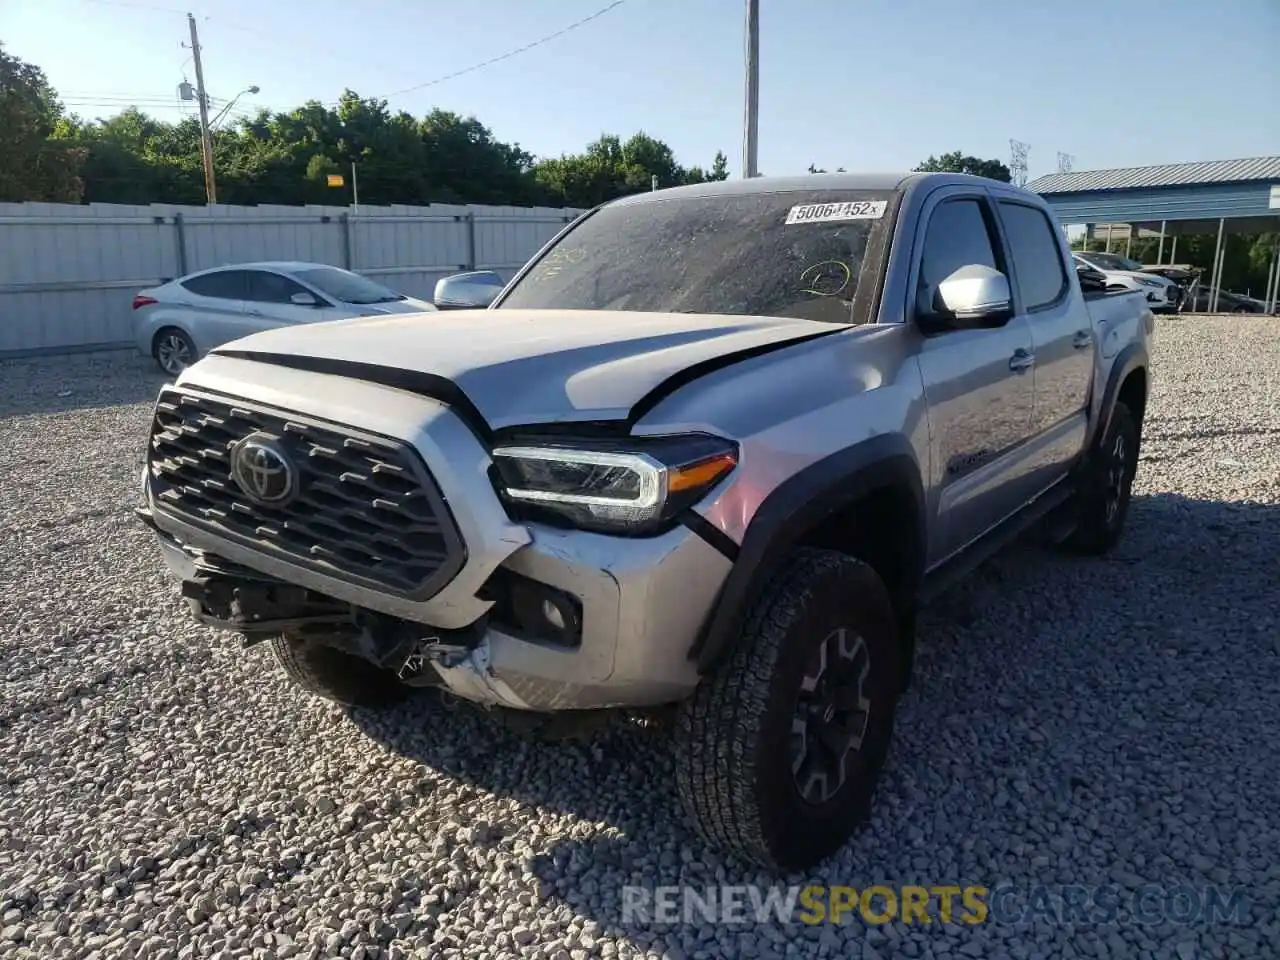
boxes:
[1,322,1277,959]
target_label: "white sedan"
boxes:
[1072,252,1183,313]
[132,261,437,374]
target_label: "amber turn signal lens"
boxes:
[668,452,738,493]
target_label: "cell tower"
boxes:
[1009,139,1030,188]
[1057,152,1075,174]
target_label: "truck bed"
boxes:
[1085,287,1153,339]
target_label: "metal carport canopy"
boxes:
[1027,156,1280,312]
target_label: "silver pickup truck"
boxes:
[136,172,1154,871]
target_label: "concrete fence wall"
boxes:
[0,200,584,356]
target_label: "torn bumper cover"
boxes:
[137,497,732,712]
[137,506,553,709]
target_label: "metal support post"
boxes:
[1209,218,1225,312]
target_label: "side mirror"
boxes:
[290,291,319,307]
[921,264,1013,332]
[433,270,505,310]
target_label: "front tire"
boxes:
[270,634,410,708]
[673,548,902,872]
[1062,401,1140,555]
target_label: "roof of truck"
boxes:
[611,170,1014,205]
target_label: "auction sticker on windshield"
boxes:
[785,200,888,225]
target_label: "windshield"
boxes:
[1083,252,1143,272]
[497,190,894,323]
[293,266,405,304]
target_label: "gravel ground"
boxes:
[1,318,1278,960]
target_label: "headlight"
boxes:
[1134,276,1162,288]
[490,433,739,534]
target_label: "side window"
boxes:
[998,201,1069,310]
[247,271,312,304]
[917,198,1000,311]
[181,270,250,300]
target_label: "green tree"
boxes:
[15,42,730,210]
[0,44,84,201]
[914,151,1012,183]
[710,151,730,181]
[534,134,729,207]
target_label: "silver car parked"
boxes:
[132,261,437,374]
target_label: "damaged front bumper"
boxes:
[136,504,733,712]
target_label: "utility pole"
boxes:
[742,0,759,179]
[187,13,216,205]
[351,161,360,213]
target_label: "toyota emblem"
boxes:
[229,434,297,505]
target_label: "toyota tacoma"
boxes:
[136,172,1154,871]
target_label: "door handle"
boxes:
[1009,349,1035,373]
[1072,330,1093,349]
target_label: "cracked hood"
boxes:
[212,308,842,429]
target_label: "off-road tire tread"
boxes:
[270,634,408,708]
[1063,401,1139,555]
[674,548,895,871]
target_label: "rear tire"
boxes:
[673,548,901,872]
[270,634,410,708]
[152,327,197,375]
[1062,401,1140,555]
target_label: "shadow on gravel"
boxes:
[349,492,1279,952]
[0,352,167,419]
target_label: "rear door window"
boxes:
[182,270,251,300]
[997,201,1069,310]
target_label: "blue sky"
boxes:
[6,0,1278,181]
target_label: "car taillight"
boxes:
[132,294,158,310]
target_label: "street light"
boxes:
[210,85,260,130]
[201,85,259,205]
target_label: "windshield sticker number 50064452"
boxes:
[785,200,888,225]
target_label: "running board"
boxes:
[917,482,1076,606]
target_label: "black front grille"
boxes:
[147,387,466,598]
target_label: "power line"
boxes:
[61,96,210,108]
[72,0,629,119]
[78,0,187,15]
[60,91,231,103]
[75,1,445,89]
[356,0,628,104]
[62,99,195,109]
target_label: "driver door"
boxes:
[912,190,1037,563]
[243,270,334,330]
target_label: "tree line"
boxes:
[1,43,728,210]
[2,44,1274,297]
